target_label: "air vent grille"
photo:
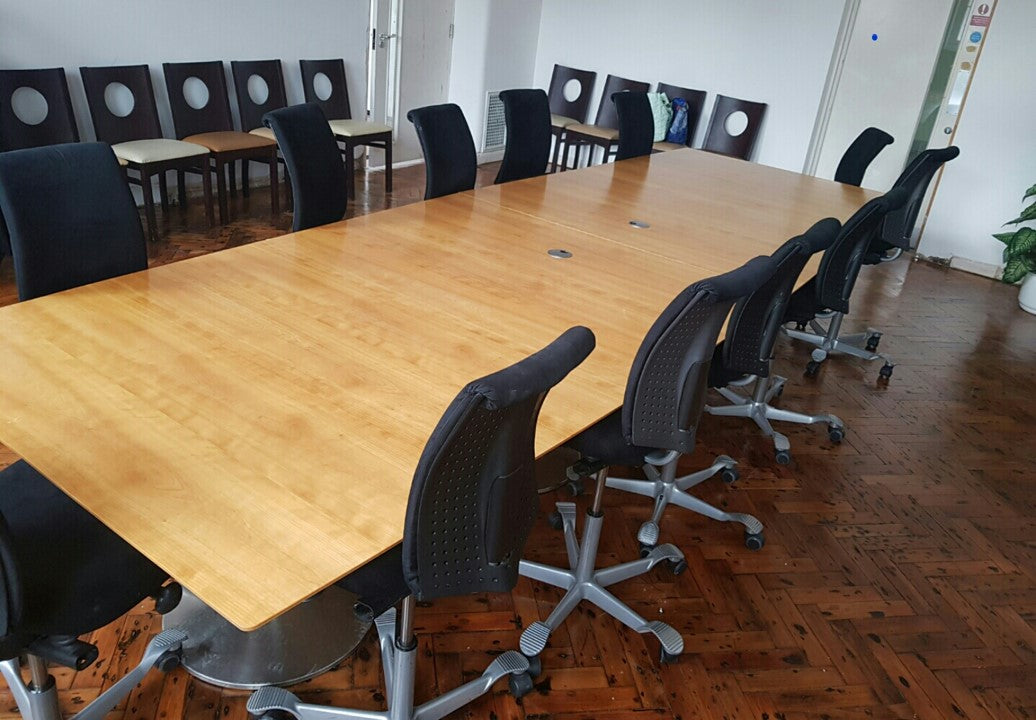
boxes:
[482,91,506,152]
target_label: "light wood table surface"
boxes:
[0,150,873,634]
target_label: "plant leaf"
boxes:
[993,232,1015,244]
[1002,258,1028,284]
[1005,201,1036,225]
[1006,226,1036,256]
[1023,255,1036,274]
[1024,183,1036,200]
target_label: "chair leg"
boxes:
[201,163,215,227]
[551,129,563,173]
[346,142,357,200]
[158,171,169,213]
[140,170,159,242]
[384,140,393,195]
[518,469,685,662]
[177,170,188,210]
[269,154,279,216]
[228,160,237,196]
[215,159,229,225]
[242,160,250,198]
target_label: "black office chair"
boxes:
[868,146,960,263]
[612,91,654,161]
[247,326,595,720]
[706,219,845,465]
[0,142,186,720]
[406,103,477,200]
[263,103,346,232]
[782,188,908,379]
[835,127,894,187]
[495,89,551,184]
[517,257,775,667]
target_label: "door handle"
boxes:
[378,33,397,48]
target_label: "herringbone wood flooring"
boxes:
[1,163,1034,720]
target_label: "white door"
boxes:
[806,0,955,190]
[368,0,455,167]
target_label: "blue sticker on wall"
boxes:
[871,33,878,41]
[970,31,982,42]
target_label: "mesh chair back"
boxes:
[299,59,353,121]
[702,94,768,160]
[547,64,596,123]
[402,327,596,600]
[613,92,654,161]
[231,60,288,133]
[656,83,707,146]
[0,69,79,151]
[495,89,551,184]
[80,65,165,144]
[407,103,477,200]
[881,146,959,250]
[593,75,650,130]
[161,61,235,138]
[718,219,840,379]
[834,127,894,186]
[263,103,346,232]
[814,188,907,314]
[622,256,774,453]
[0,143,147,301]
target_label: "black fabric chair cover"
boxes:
[495,89,551,184]
[834,127,894,186]
[406,104,477,200]
[0,142,147,301]
[263,103,346,232]
[613,92,654,161]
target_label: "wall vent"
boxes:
[482,90,506,152]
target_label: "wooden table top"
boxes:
[0,150,873,631]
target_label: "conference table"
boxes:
[0,148,873,687]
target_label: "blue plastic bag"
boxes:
[666,97,688,145]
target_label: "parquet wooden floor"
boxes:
[1,163,1034,720]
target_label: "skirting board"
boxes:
[918,252,1002,280]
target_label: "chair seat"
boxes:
[249,126,276,141]
[0,460,168,637]
[564,409,652,467]
[653,141,686,152]
[117,156,129,167]
[182,131,276,153]
[551,113,579,129]
[112,138,210,164]
[566,123,619,142]
[328,119,392,138]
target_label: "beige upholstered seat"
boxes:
[653,141,686,152]
[551,113,579,129]
[327,119,392,138]
[565,123,619,141]
[116,156,129,167]
[183,131,276,153]
[111,138,210,164]
[248,126,276,141]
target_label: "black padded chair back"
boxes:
[715,219,841,382]
[299,59,353,121]
[231,60,288,133]
[495,89,551,184]
[547,64,596,123]
[834,127,894,186]
[402,326,595,600]
[613,91,654,161]
[656,82,707,147]
[0,514,20,650]
[622,256,775,453]
[814,188,908,314]
[0,69,79,151]
[881,146,960,250]
[263,103,346,232]
[593,75,650,130]
[161,61,235,138]
[0,143,147,301]
[702,94,768,160]
[406,103,477,200]
[80,65,165,144]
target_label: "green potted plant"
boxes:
[994,183,1036,314]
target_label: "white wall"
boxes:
[0,0,370,144]
[532,0,846,170]
[919,0,1035,271]
[448,0,542,156]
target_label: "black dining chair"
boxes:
[701,94,768,160]
[653,82,707,151]
[495,88,551,184]
[546,64,597,173]
[518,257,775,670]
[0,68,79,152]
[230,59,290,195]
[562,74,650,168]
[834,127,894,187]
[406,103,477,200]
[247,326,596,720]
[612,91,654,161]
[706,219,845,465]
[783,188,908,380]
[0,141,187,720]
[263,103,346,232]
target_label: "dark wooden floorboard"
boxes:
[1,162,1034,720]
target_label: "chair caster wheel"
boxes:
[152,582,183,615]
[775,449,791,465]
[508,670,535,698]
[794,321,807,331]
[879,362,894,380]
[828,425,845,442]
[805,360,821,377]
[639,543,655,558]
[721,466,739,483]
[670,558,687,576]
[866,333,881,352]
[155,650,182,673]
[745,532,765,551]
[548,511,563,530]
[566,478,584,496]
[660,648,681,664]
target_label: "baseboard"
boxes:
[949,256,1001,280]
[477,149,504,164]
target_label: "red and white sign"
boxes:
[971,14,990,26]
